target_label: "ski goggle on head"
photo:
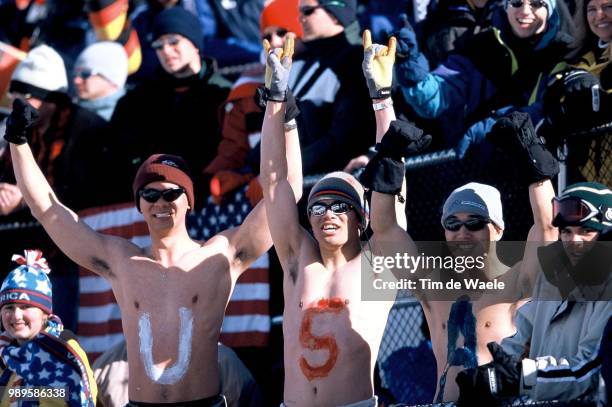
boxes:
[551,196,601,227]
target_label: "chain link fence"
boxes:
[377,294,436,405]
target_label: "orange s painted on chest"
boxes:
[299,297,347,381]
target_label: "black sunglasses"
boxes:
[299,4,323,16]
[443,217,491,232]
[151,35,181,50]
[139,187,185,203]
[74,69,98,80]
[263,28,289,43]
[308,201,352,217]
[508,0,547,9]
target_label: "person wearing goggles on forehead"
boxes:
[552,184,612,262]
[72,42,128,122]
[393,0,575,156]
[2,38,303,407]
[455,177,612,404]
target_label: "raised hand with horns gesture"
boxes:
[362,29,396,100]
[262,33,295,102]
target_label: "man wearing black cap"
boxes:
[109,6,231,208]
[3,36,301,406]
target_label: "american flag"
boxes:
[77,186,270,361]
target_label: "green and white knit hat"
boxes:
[559,182,612,231]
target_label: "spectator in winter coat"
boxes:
[109,7,231,208]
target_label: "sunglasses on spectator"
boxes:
[299,4,323,16]
[443,217,491,232]
[263,28,289,42]
[508,0,547,9]
[74,69,100,80]
[552,196,601,226]
[308,201,353,217]
[151,35,181,50]
[139,187,185,203]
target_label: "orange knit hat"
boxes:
[260,0,303,38]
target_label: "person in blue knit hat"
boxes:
[0,250,97,406]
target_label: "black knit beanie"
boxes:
[319,0,357,27]
[152,7,203,53]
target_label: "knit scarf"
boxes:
[0,316,95,407]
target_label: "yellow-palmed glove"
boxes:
[263,34,295,102]
[362,29,396,100]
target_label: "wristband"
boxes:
[373,99,393,111]
[284,119,297,131]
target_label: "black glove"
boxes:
[360,120,430,194]
[4,98,39,145]
[488,112,559,185]
[456,342,522,407]
[394,14,430,87]
[377,120,432,160]
[254,86,300,124]
[544,69,607,131]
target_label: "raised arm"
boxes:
[260,36,306,270]
[487,112,559,293]
[6,100,133,278]
[227,35,303,272]
[361,30,430,249]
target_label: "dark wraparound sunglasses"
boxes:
[508,0,547,9]
[74,69,99,80]
[299,4,323,16]
[139,187,185,203]
[443,217,491,232]
[263,28,289,42]
[308,201,352,217]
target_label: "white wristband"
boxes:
[372,99,393,111]
[284,119,297,131]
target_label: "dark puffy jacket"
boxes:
[1,97,110,210]
[422,0,503,68]
[288,32,374,175]
[109,58,231,206]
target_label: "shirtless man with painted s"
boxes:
[3,36,302,406]
[260,29,431,406]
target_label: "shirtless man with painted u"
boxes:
[260,29,431,406]
[3,37,302,406]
